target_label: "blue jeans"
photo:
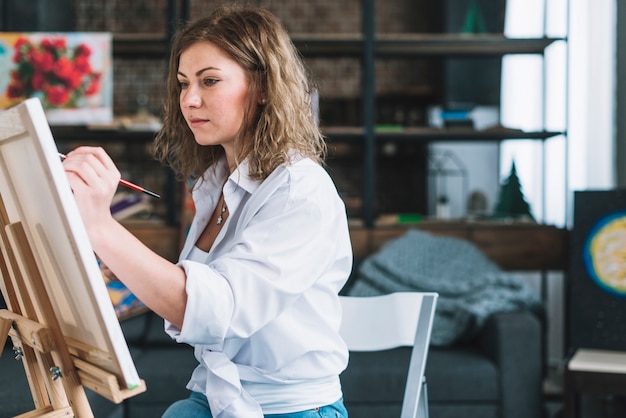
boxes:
[161,391,348,418]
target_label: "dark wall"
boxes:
[617,0,626,187]
[0,0,74,31]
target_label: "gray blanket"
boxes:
[346,229,543,346]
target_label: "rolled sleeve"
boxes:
[165,259,235,345]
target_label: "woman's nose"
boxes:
[181,87,201,108]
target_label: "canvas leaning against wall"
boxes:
[0,32,112,126]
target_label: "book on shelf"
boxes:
[111,191,153,221]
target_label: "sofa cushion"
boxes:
[341,345,498,404]
[341,348,412,403]
[345,404,499,418]
[429,404,499,418]
[427,345,499,402]
[127,346,198,409]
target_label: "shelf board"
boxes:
[323,126,564,141]
[51,126,158,142]
[50,124,562,143]
[292,33,563,57]
[112,34,170,59]
[110,33,561,59]
[375,33,562,57]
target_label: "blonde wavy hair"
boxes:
[153,5,326,182]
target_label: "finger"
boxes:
[82,146,118,173]
[66,146,117,174]
[63,151,102,179]
[64,147,120,186]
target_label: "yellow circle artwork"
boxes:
[584,213,626,296]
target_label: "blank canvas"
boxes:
[0,98,140,389]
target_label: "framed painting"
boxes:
[568,189,626,352]
[0,32,112,126]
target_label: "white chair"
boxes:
[339,292,438,418]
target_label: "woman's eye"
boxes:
[177,80,189,89]
[203,78,218,86]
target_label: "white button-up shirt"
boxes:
[165,156,352,417]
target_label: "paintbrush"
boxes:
[58,153,160,199]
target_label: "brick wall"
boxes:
[72,0,434,119]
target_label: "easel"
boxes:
[0,193,146,418]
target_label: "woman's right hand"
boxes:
[61,146,121,235]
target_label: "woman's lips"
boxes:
[189,117,208,128]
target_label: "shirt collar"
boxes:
[227,158,262,195]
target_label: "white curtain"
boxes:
[500,0,569,226]
[501,0,616,368]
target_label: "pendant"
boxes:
[217,203,226,225]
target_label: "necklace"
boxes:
[216,196,227,226]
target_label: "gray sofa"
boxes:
[1,304,543,418]
[121,305,544,418]
[341,310,543,418]
[340,229,546,418]
[97,309,544,418]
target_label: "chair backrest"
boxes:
[339,292,438,418]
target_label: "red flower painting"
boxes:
[6,36,101,108]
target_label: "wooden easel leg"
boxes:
[1,316,52,411]
[0,221,94,415]
[0,316,10,354]
[0,310,50,408]
[0,194,21,313]
[21,342,53,411]
[36,350,73,411]
[5,222,93,417]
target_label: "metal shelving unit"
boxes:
[303,0,567,227]
[100,1,567,229]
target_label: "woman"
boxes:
[62,5,352,418]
